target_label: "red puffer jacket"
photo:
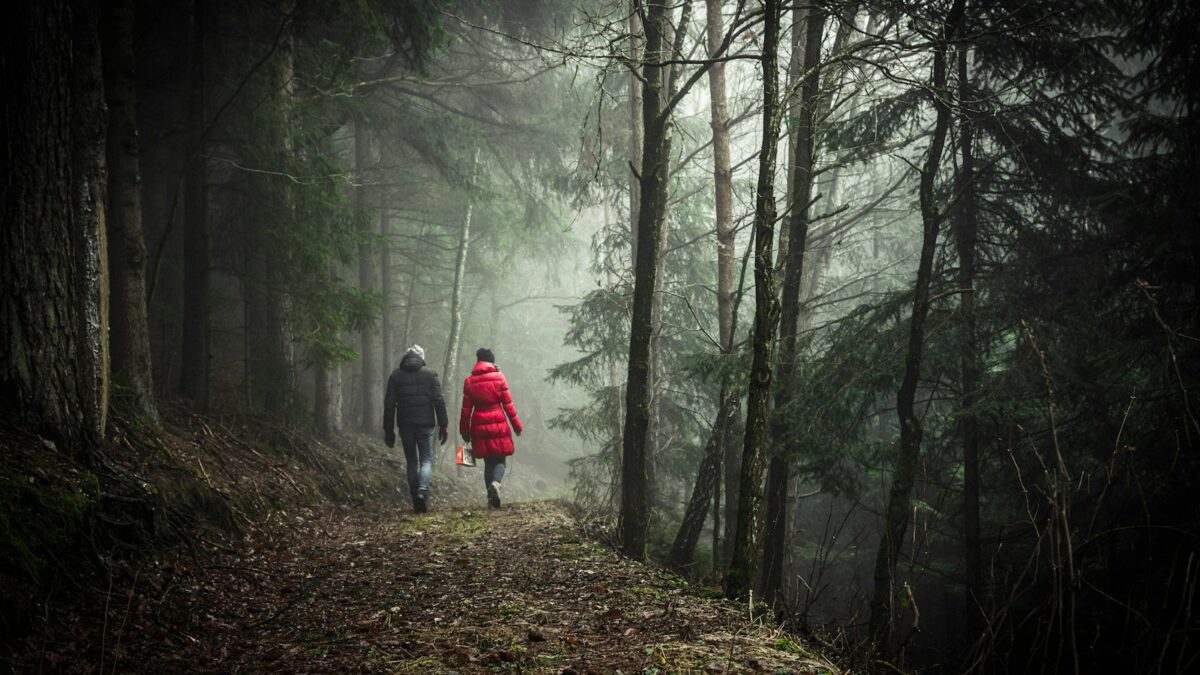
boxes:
[460,361,523,458]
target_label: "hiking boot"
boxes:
[487,481,502,509]
[414,489,429,514]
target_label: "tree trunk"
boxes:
[707,0,735,353]
[760,3,827,609]
[102,0,158,424]
[444,148,479,437]
[954,45,985,643]
[180,0,209,407]
[706,0,740,574]
[356,117,381,432]
[725,0,784,600]
[628,1,643,260]
[0,0,109,448]
[315,136,345,438]
[244,1,295,417]
[669,383,738,572]
[602,192,625,505]
[380,210,393,371]
[868,0,964,658]
[314,360,342,437]
[619,0,674,561]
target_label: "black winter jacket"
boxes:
[383,353,449,431]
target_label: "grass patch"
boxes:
[772,637,810,657]
[497,603,523,617]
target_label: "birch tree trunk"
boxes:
[103,0,159,424]
[725,0,784,599]
[444,148,480,436]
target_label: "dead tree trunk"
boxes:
[868,0,964,657]
[180,0,210,407]
[1,0,109,447]
[725,0,784,600]
[102,0,158,424]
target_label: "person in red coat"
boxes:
[460,348,523,508]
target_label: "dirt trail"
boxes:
[18,499,843,673]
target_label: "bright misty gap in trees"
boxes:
[1,0,1198,673]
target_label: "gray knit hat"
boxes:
[405,344,425,360]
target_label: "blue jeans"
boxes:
[398,425,434,497]
[484,457,506,487]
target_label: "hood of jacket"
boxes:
[400,352,426,372]
[470,361,498,376]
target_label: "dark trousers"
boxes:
[484,456,506,486]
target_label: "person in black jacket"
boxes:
[383,344,449,513]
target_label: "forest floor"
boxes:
[2,408,846,674]
[11,498,845,673]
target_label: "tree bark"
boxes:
[356,117,381,432]
[667,0,742,565]
[628,1,643,260]
[868,0,965,658]
[102,0,159,423]
[619,0,674,561]
[180,0,210,407]
[314,359,342,437]
[669,383,738,572]
[725,0,784,600]
[380,210,394,371]
[444,148,479,436]
[954,44,985,643]
[244,0,296,417]
[0,0,109,447]
[705,0,742,573]
[759,2,827,610]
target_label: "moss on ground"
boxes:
[0,457,98,636]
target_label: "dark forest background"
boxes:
[2,0,1198,672]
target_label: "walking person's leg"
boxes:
[485,457,506,508]
[398,425,421,511]
[414,426,435,508]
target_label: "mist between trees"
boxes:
[1,0,1197,672]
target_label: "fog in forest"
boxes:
[2,0,1198,672]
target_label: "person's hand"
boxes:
[384,430,395,448]
[462,432,471,443]
[515,427,523,437]
[439,427,448,445]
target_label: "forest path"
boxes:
[25,500,842,673]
